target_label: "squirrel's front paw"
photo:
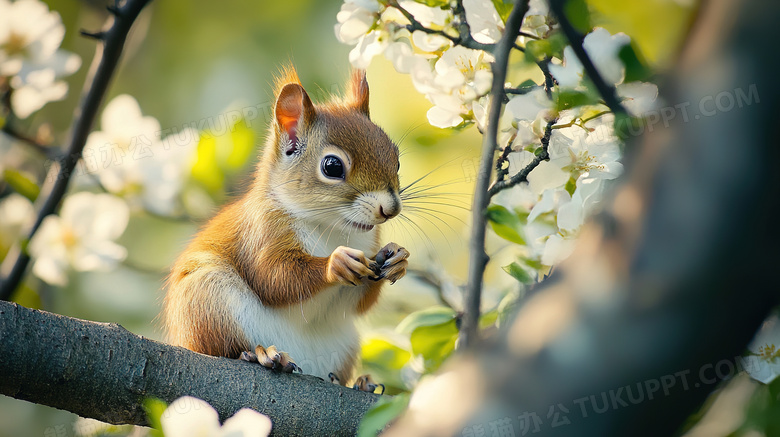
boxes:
[326,246,374,286]
[240,345,301,373]
[370,242,409,284]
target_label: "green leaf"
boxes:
[491,0,514,23]
[357,393,410,437]
[3,169,39,201]
[479,309,499,329]
[396,306,457,335]
[564,0,592,33]
[143,397,167,437]
[502,262,533,284]
[555,89,599,111]
[613,111,640,141]
[619,44,652,82]
[497,289,521,327]
[547,31,569,59]
[362,337,411,371]
[486,204,526,245]
[411,0,449,7]
[523,257,543,271]
[525,39,553,61]
[223,119,256,172]
[410,319,459,372]
[191,135,225,194]
[565,176,577,196]
[361,336,411,393]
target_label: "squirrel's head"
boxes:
[262,67,401,233]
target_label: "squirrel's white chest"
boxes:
[230,283,361,379]
[292,220,377,258]
[228,221,375,380]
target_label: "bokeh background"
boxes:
[0,0,697,435]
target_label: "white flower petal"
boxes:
[70,239,127,272]
[463,0,503,44]
[617,81,659,116]
[32,254,69,286]
[526,160,569,196]
[541,234,576,266]
[161,397,221,437]
[220,409,273,437]
[505,88,552,122]
[397,0,449,27]
[427,105,463,128]
[412,30,450,52]
[348,31,388,69]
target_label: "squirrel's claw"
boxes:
[244,345,301,374]
[374,243,409,284]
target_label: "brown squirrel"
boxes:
[161,67,408,392]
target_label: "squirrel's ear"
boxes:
[275,83,315,156]
[347,70,370,117]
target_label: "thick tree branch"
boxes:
[0,301,379,436]
[548,0,627,117]
[0,0,152,301]
[460,0,529,349]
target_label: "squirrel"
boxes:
[161,66,409,393]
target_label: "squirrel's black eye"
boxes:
[321,155,345,179]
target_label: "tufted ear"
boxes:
[347,70,370,117]
[275,83,316,156]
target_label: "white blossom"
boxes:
[81,94,197,216]
[0,193,33,239]
[418,46,493,127]
[617,81,659,116]
[161,396,272,437]
[549,28,630,88]
[28,192,129,286]
[463,0,504,44]
[746,314,780,384]
[0,0,81,118]
[506,88,553,128]
[334,0,382,45]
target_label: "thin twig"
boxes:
[408,267,460,310]
[551,110,610,130]
[548,0,627,116]
[503,85,537,95]
[0,124,53,157]
[389,0,496,53]
[0,0,153,301]
[460,0,530,349]
[488,118,554,197]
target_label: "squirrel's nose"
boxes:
[379,204,399,220]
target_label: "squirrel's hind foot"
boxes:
[353,374,385,394]
[240,345,301,374]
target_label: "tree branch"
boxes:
[0,0,152,301]
[460,0,529,349]
[0,301,379,436]
[548,0,627,117]
[1,124,54,157]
